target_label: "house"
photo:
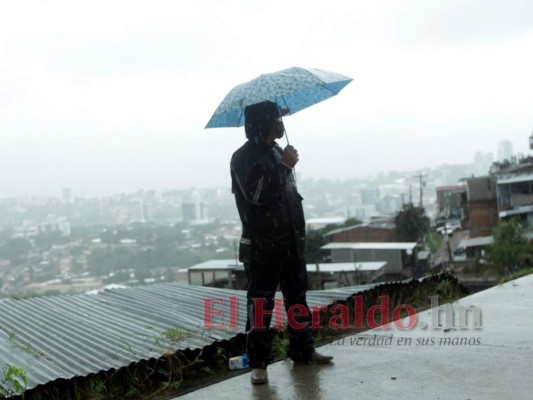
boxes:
[321,242,418,281]
[464,157,533,238]
[187,259,246,289]
[306,261,387,288]
[496,172,533,223]
[435,185,467,222]
[325,221,396,243]
[188,259,388,290]
[457,236,494,260]
[465,176,499,238]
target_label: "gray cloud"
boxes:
[389,0,533,47]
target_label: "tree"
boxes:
[0,238,31,264]
[305,218,363,263]
[394,204,429,242]
[484,219,533,278]
[305,228,329,263]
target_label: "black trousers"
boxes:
[244,237,315,368]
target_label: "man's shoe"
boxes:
[310,350,333,364]
[293,350,333,365]
[251,368,268,384]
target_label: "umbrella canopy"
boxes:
[205,67,353,128]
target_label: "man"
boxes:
[230,100,333,385]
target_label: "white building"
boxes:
[498,140,514,163]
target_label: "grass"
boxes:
[162,327,192,343]
[426,231,443,253]
[500,267,533,283]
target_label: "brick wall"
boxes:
[331,227,396,243]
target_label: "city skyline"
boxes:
[0,146,513,199]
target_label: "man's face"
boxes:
[272,118,285,139]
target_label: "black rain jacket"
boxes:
[230,139,305,261]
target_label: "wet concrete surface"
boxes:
[177,274,533,399]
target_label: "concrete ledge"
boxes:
[179,274,533,400]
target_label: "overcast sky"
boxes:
[1,0,532,197]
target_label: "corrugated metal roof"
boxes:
[321,242,417,251]
[435,185,466,192]
[325,223,395,237]
[497,172,533,184]
[0,281,385,391]
[459,236,494,248]
[306,262,387,272]
[188,259,244,270]
[499,205,533,218]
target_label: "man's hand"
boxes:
[281,145,299,168]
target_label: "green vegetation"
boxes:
[271,329,289,359]
[394,203,430,242]
[214,347,228,369]
[436,277,460,303]
[162,327,193,343]
[501,267,533,283]
[0,364,27,399]
[305,217,362,263]
[484,219,533,280]
[426,231,443,253]
[0,238,31,264]
[88,378,107,400]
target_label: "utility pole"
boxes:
[413,172,428,208]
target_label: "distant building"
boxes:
[360,188,380,205]
[464,156,533,237]
[182,191,208,224]
[435,185,467,221]
[465,176,498,238]
[474,152,494,176]
[496,172,533,224]
[182,202,208,223]
[187,259,246,289]
[498,140,514,163]
[377,194,403,215]
[308,261,387,288]
[355,204,379,222]
[326,221,396,243]
[38,216,71,236]
[128,199,145,223]
[143,203,153,222]
[321,242,418,282]
[306,217,345,231]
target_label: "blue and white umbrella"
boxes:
[205,67,353,128]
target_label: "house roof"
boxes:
[459,236,494,248]
[497,172,533,185]
[435,185,466,192]
[321,242,418,251]
[459,232,533,248]
[325,222,395,237]
[187,259,244,271]
[306,217,346,225]
[1,280,406,391]
[499,205,533,218]
[306,262,387,273]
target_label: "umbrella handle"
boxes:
[282,127,297,182]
